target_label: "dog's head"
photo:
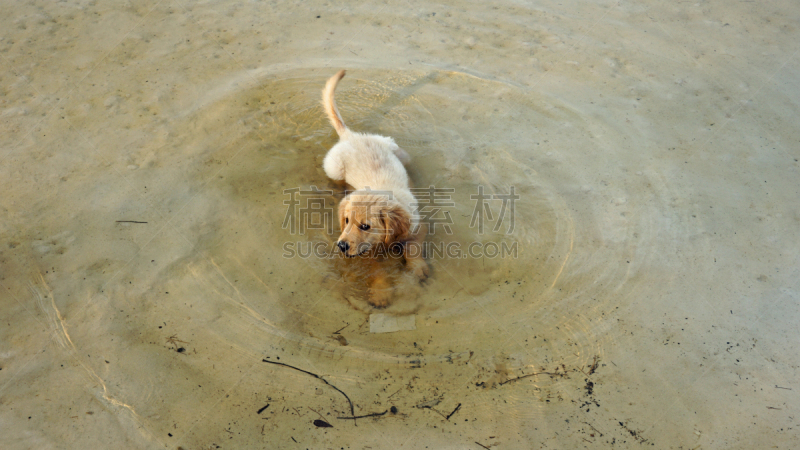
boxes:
[336,191,411,257]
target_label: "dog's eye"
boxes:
[345,217,349,224]
[359,223,370,231]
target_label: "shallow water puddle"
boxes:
[48,68,689,443]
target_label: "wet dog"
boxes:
[321,70,429,306]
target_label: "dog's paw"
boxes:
[409,259,429,281]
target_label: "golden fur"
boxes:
[321,70,429,306]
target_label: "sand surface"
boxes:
[1,1,799,448]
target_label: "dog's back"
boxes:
[321,70,408,191]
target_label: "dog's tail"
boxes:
[322,70,347,136]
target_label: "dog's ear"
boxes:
[338,197,349,231]
[380,204,411,244]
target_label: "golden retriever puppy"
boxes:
[321,70,429,306]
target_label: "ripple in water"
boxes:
[96,67,690,426]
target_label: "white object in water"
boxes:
[370,313,416,333]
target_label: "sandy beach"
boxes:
[1,1,799,448]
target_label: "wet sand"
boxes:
[1,1,799,448]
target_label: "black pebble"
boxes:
[390,406,398,414]
[313,419,333,428]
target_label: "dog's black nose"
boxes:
[337,241,349,252]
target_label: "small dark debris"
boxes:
[588,355,600,375]
[313,419,333,428]
[257,404,270,414]
[445,403,461,420]
[177,347,186,353]
[390,406,398,414]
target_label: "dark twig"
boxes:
[116,220,148,224]
[588,355,600,375]
[262,359,356,425]
[307,407,327,422]
[422,407,448,419]
[475,442,490,450]
[775,385,792,390]
[445,403,462,420]
[337,410,388,420]
[333,323,349,334]
[583,421,604,437]
[499,371,567,385]
[387,387,403,399]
